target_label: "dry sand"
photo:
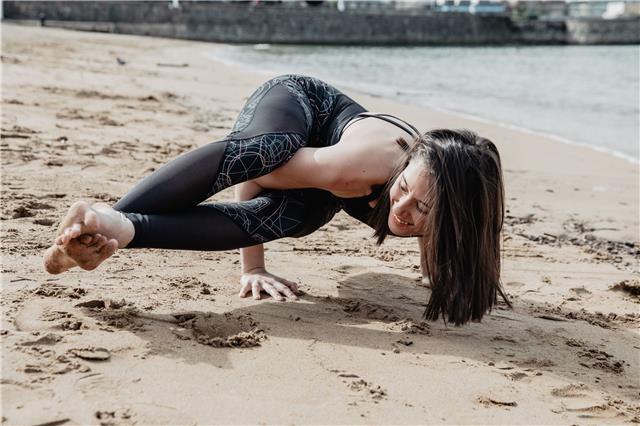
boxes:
[1,23,638,425]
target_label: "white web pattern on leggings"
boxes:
[294,76,342,144]
[210,132,305,195]
[208,74,344,242]
[211,191,306,242]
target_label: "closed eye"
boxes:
[401,175,428,214]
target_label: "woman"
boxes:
[43,74,509,326]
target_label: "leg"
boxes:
[113,79,313,214]
[46,188,339,275]
[44,77,314,273]
[124,187,341,250]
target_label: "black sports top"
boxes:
[337,112,420,202]
[329,110,421,229]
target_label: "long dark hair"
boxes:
[369,129,510,326]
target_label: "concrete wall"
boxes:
[3,1,639,45]
[514,19,567,44]
[567,16,640,44]
[2,1,516,45]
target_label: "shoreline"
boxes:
[2,24,638,425]
[207,46,639,165]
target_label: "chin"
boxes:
[388,217,412,237]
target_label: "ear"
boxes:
[368,199,379,208]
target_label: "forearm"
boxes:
[235,180,266,273]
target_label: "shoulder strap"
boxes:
[361,113,421,140]
[339,112,420,151]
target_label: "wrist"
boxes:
[242,266,266,274]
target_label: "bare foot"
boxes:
[43,244,78,274]
[43,201,134,274]
[43,234,109,274]
[64,233,118,271]
[44,234,97,274]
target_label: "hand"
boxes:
[239,268,299,301]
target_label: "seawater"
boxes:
[210,44,639,163]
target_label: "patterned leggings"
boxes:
[113,75,347,250]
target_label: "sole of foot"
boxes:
[44,233,117,274]
[64,233,119,271]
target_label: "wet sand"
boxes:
[1,23,639,425]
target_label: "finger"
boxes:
[106,238,119,250]
[96,238,116,255]
[61,228,72,245]
[87,234,104,248]
[98,239,118,258]
[273,282,298,300]
[261,282,284,301]
[282,279,299,294]
[251,282,261,300]
[69,223,83,239]
[78,234,93,245]
[93,235,109,252]
[63,226,77,244]
[239,282,252,298]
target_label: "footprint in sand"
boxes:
[549,383,632,419]
[569,286,592,297]
[333,264,368,275]
[328,296,401,322]
[551,383,589,398]
[477,396,518,408]
[505,281,526,289]
[14,299,89,332]
[182,312,265,348]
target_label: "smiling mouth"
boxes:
[393,214,412,226]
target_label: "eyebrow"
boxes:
[402,175,429,210]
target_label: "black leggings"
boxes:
[113,75,344,251]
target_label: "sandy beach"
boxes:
[1,23,639,425]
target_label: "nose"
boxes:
[393,192,411,208]
[392,193,413,215]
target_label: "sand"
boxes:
[1,23,638,425]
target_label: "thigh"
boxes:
[114,76,315,215]
[211,77,316,194]
[113,140,227,214]
[209,188,341,243]
[230,75,313,139]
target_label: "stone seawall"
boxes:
[567,17,640,44]
[3,1,639,45]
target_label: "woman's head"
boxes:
[386,158,431,237]
[370,128,510,325]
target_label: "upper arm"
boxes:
[257,146,341,191]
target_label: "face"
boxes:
[387,159,431,237]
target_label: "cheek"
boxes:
[388,185,399,202]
